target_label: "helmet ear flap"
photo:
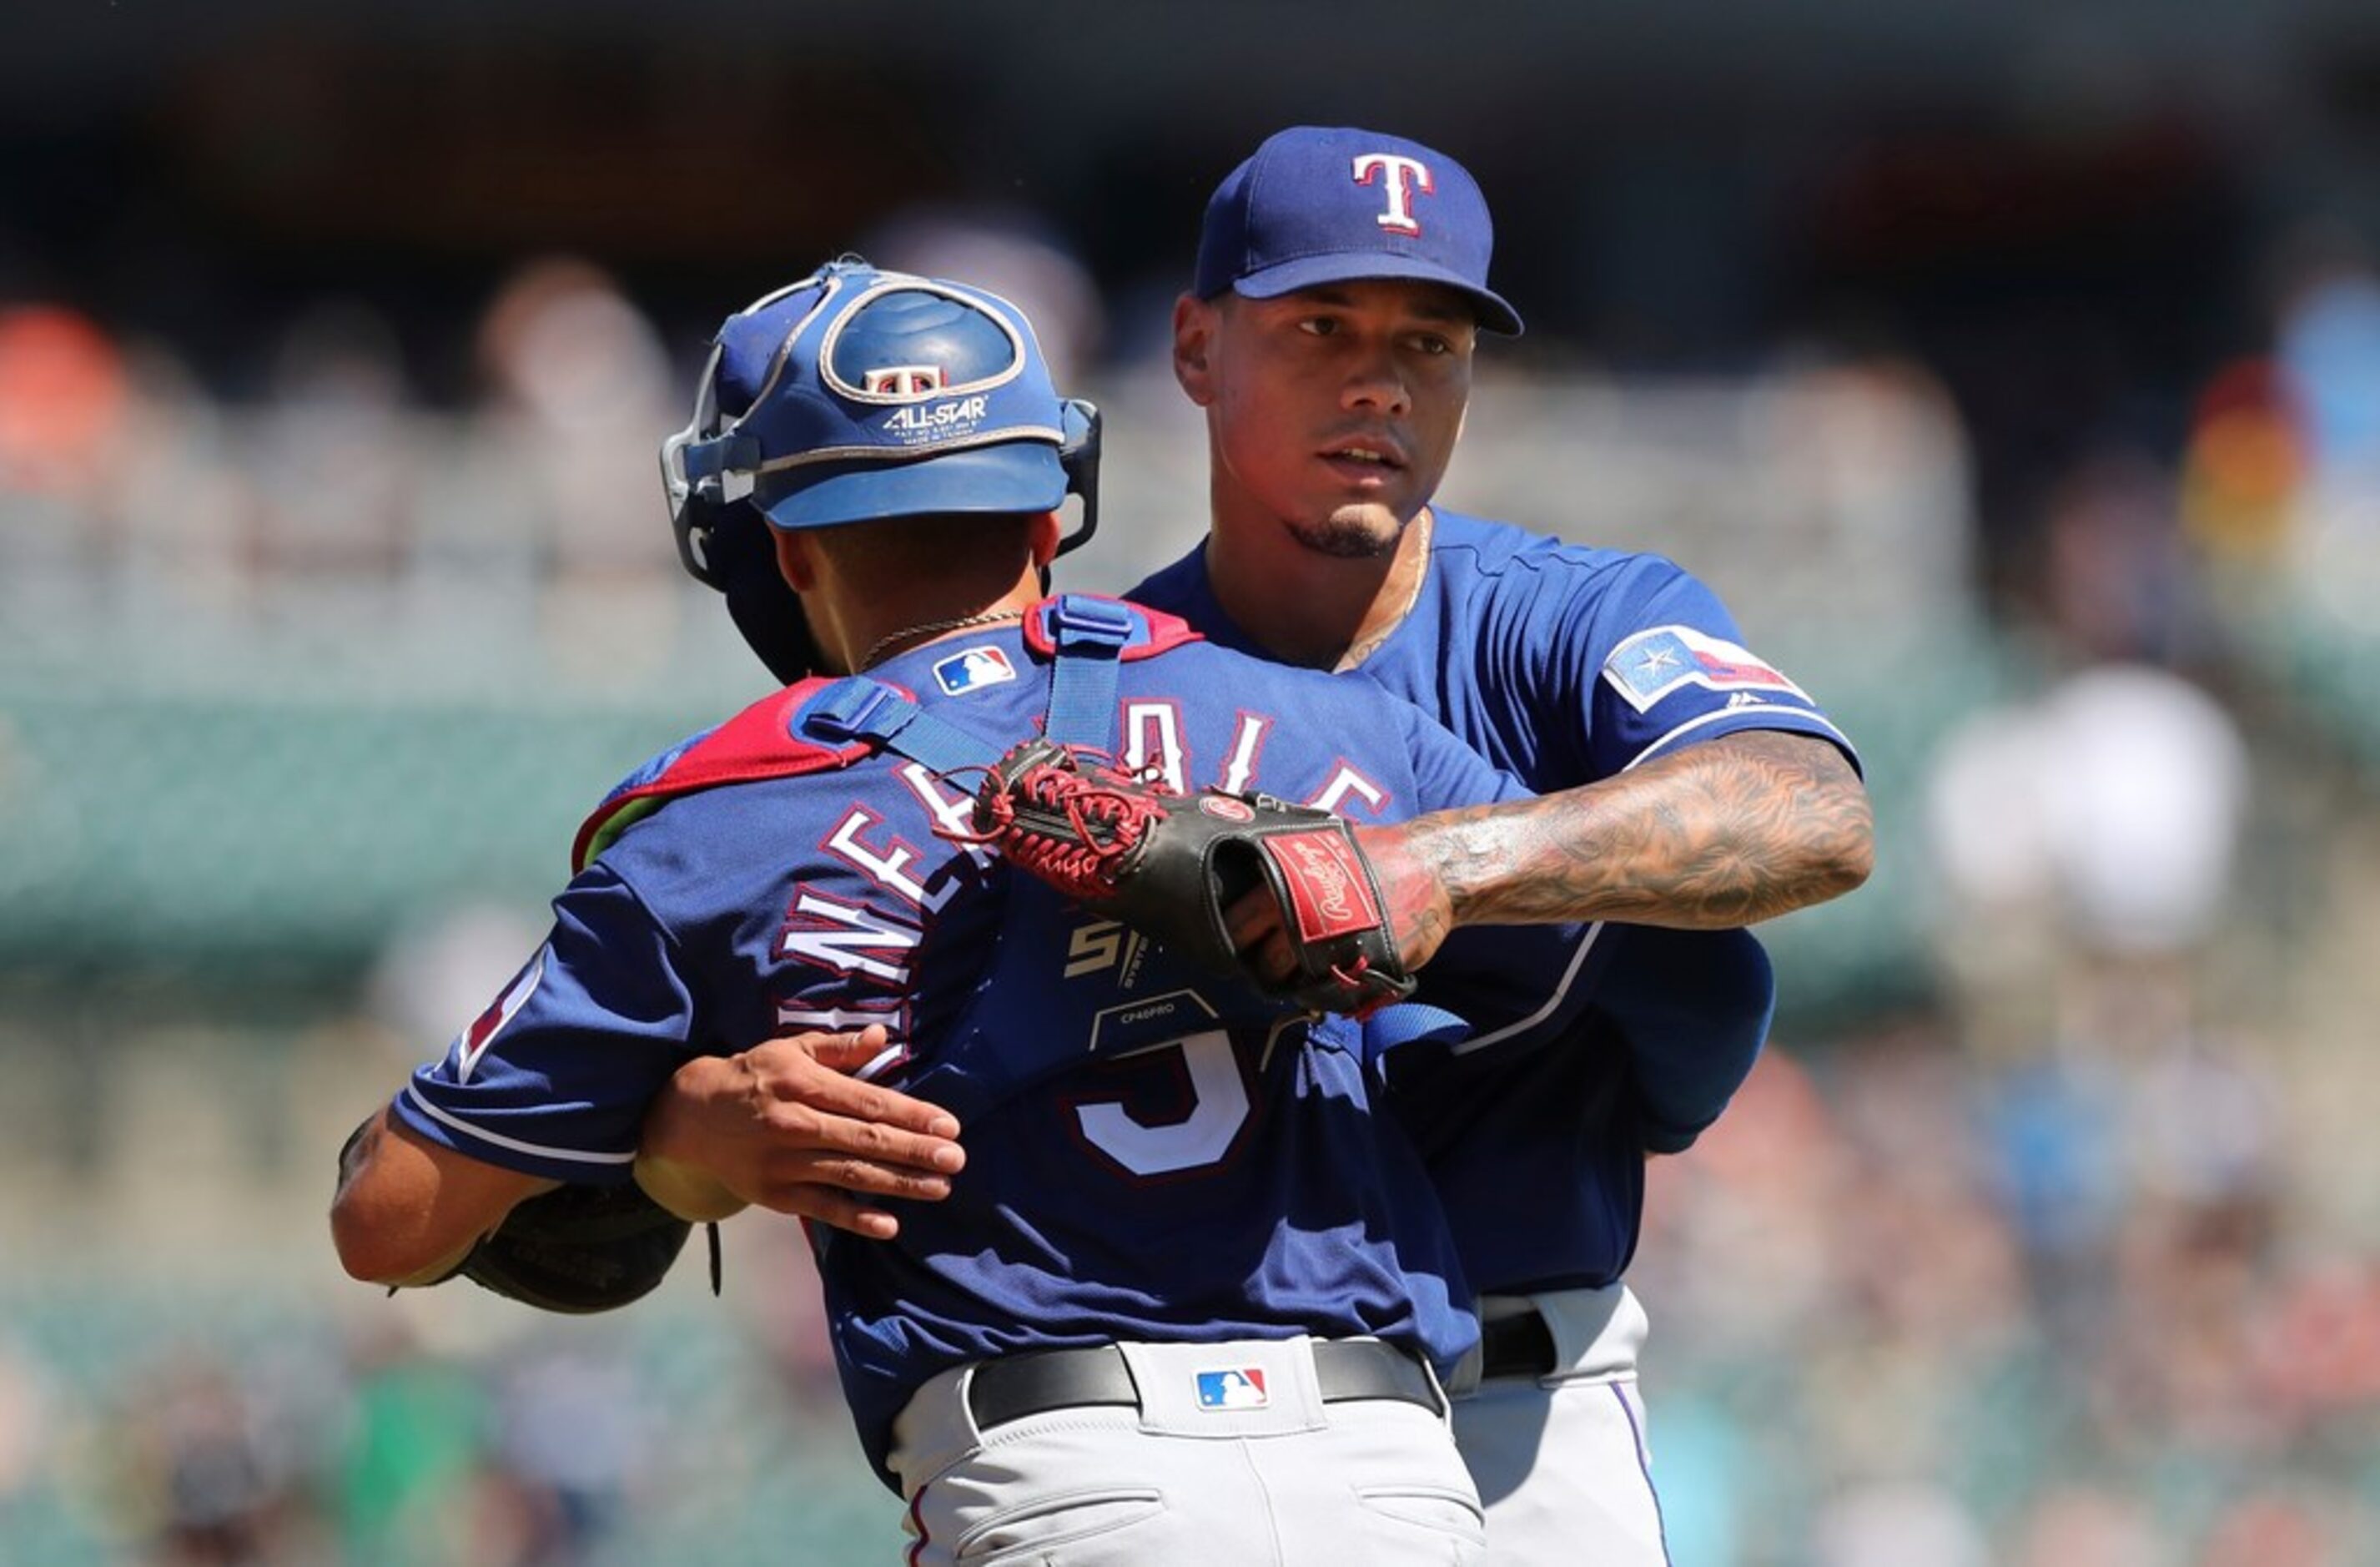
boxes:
[662,335,822,682]
[1054,398,1101,559]
[667,488,731,591]
[662,340,732,590]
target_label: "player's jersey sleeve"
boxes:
[1393,698,1533,814]
[392,861,698,1184]
[1599,925,1774,1153]
[1552,557,1859,780]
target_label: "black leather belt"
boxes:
[967,1341,1440,1430]
[1479,1308,1558,1381]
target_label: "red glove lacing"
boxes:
[943,753,1169,901]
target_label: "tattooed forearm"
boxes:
[1348,823,1459,970]
[1401,731,1874,930]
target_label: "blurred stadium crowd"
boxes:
[8,5,2380,1562]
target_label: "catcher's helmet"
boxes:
[660,260,1099,683]
[662,259,1099,586]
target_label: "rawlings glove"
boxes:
[966,737,1416,1017]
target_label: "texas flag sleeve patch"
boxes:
[1602,625,1810,713]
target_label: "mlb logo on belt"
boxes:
[1194,1368,1269,1410]
[934,643,1017,696]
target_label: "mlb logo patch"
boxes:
[933,643,1017,697]
[1194,1368,1270,1410]
[1602,624,1809,713]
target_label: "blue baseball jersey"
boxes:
[393,598,1588,1484]
[1132,509,1858,1292]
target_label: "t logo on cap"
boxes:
[1353,153,1434,236]
[1191,125,1523,335]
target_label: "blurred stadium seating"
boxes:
[8,3,2380,1557]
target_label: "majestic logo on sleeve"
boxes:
[1603,625,1812,713]
[453,949,546,1085]
[1353,153,1434,235]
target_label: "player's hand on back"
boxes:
[636,1027,967,1239]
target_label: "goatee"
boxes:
[1286,511,1402,560]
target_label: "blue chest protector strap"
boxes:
[792,592,1137,767]
[793,678,1002,775]
[1039,595,1134,748]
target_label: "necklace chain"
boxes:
[1341,509,1433,672]
[858,608,1025,672]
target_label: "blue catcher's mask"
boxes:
[662,259,1100,590]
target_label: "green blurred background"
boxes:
[6,3,2380,1561]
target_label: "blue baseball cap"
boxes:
[662,260,1074,532]
[1193,125,1522,336]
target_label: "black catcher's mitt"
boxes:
[455,1182,707,1314]
[967,737,1416,1017]
[337,1119,714,1315]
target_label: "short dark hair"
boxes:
[804,510,1036,597]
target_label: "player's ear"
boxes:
[1028,509,1062,569]
[772,526,818,593]
[1172,293,1217,406]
